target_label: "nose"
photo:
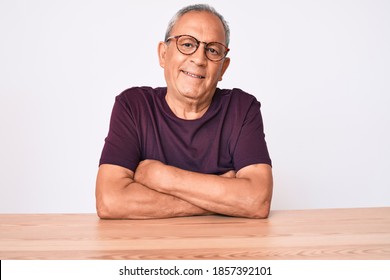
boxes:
[190,43,208,65]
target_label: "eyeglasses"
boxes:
[166,34,230,62]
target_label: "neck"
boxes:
[165,94,212,120]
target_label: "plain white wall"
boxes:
[1,0,389,213]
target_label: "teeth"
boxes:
[183,71,204,79]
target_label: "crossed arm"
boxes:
[96,160,273,219]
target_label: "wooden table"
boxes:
[0,207,389,260]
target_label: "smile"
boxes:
[182,70,205,79]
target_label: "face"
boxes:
[158,11,230,106]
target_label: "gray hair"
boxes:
[164,4,230,46]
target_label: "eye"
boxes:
[206,47,219,55]
[181,42,195,49]
[178,36,198,50]
[206,44,224,57]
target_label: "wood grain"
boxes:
[0,207,389,259]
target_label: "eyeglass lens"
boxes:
[176,35,227,61]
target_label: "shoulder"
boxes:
[109,87,166,118]
[218,88,258,101]
[116,86,165,103]
[217,88,261,109]
[113,87,166,112]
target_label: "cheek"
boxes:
[165,56,182,74]
[210,65,224,80]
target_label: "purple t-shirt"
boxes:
[99,87,271,174]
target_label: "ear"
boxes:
[218,57,230,81]
[158,41,167,68]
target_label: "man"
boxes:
[96,4,273,219]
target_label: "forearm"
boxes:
[135,161,273,218]
[96,164,212,219]
[162,167,269,218]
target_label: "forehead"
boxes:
[171,11,226,42]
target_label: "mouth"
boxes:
[181,70,205,79]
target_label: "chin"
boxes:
[179,89,201,100]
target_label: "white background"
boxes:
[1,0,389,213]
[2,260,390,280]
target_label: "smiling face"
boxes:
[158,11,230,110]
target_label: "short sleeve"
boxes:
[99,94,141,172]
[232,99,272,171]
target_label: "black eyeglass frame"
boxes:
[165,34,230,62]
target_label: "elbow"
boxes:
[96,201,112,219]
[96,192,123,219]
[243,200,271,219]
[96,198,113,219]
[243,193,272,219]
[236,167,273,219]
[251,202,271,219]
[231,193,272,219]
[248,180,273,219]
